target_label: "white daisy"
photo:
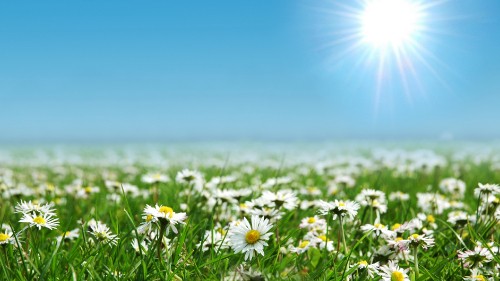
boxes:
[143,204,187,234]
[356,189,387,206]
[15,200,56,216]
[474,183,500,197]
[408,233,435,249]
[389,191,410,201]
[0,228,15,245]
[57,228,80,243]
[352,260,379,278]
[141,173,170,184]
[305,233,335,252]
[175,169,204,190]
[458,245,494,268]
[88,220,119,247]
[447,211,475,227]
[361,223,395,239]
[290,240,313,254]
[463,268,488,281]
[378,260,410,281]
[131,238,149,254]
[261,190,298,210]
[299,216,327,230]
[416,192,451,215]
[439,178,466,198]
[228,216,273,260]
[19,212,59,230]
[317,199,360,220]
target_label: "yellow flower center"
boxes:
[307,217,316,224]
[307,187,317,193]
[395,237,403,242]
[298,240,310,248]
[96,231,107,240]
[391,271,404,281]
[374,223,385,229]
[358,260,368,266]
[0,233,10,242]
[158,206,174,218]
[64,231,71,236]
[427,215,435,223]
[240,203,247,209]
[84,186,93,193]
[153,174,162,180]
[338,201,345,207]
[33,216,46,225]
[217,228,227,235]
[318,235,327,242]
[145,214,153,222]
[411,233,420,240]
[392,223,401,231]
[475,275,486,281]
[245,230,261,244]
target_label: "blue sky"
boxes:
[1,0,500,142]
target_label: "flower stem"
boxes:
[413,246,419,278]
[339,216,347,255]
[157,221,167,260]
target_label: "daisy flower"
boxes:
[88,219,119,247]
[141,173,170,184]
[175,169,204,188]
[474,183,500,197]
[57,228,80,243]
[416,193,451,215]
[290,240,313,254]
[15,200,56,216]
[439,177,466,197]
[352,260,379,278]
[408,233,435,249]
[378,260,410,281]
[463,268,488,281]
[447,211,475,227]
[143,204,187,234]
[261,190,298,210]
[361,223,395,238]
[386,236,410,250]
[131,238,149,254]
[19,212,59,230]
[308,234,335,252]
[317,199,360,220]
[333,174,356,188]
[228,215,273,260]
[75,185,100,199]
[389,191,410,201]
[247,207,283,222]
[213,189,240,204]
[299,216,326,230]
[458,245,494,268]
[0,227,15,245]
[356,189,387,206]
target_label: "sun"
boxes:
[361,0,423,48]
[310,0,449,105]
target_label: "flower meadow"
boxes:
[1,144,500,280]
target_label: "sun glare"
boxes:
[313,0,448,104]
[361,0,422,47]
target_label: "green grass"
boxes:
[0,146,499,280]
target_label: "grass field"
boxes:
[0,144,499,280]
